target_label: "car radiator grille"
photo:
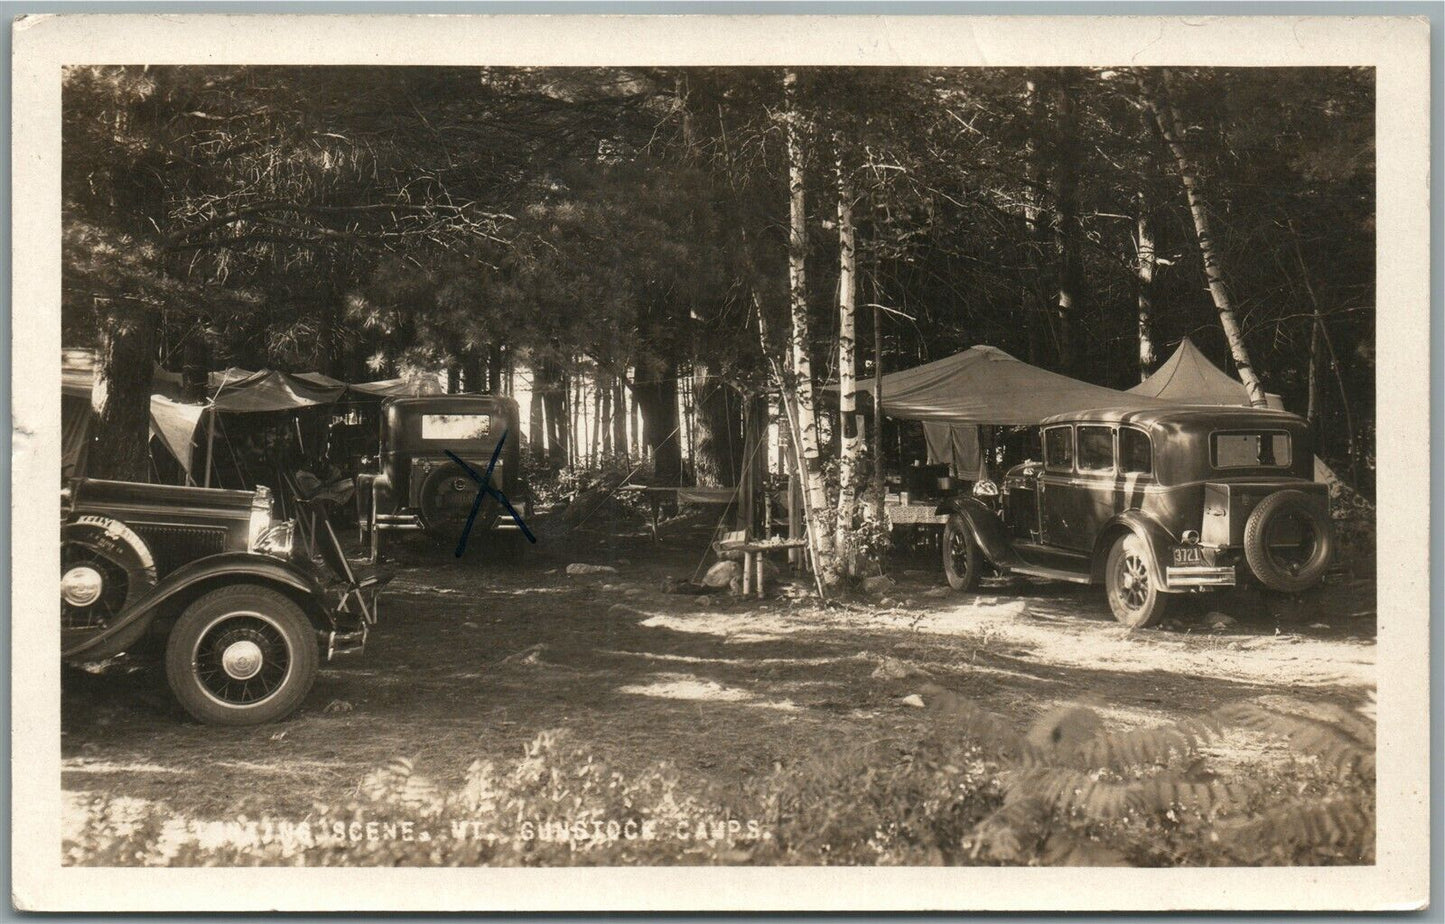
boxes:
[132,524,229,577]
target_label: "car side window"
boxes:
[1119,427,1152,475]
[1076,426,1114,473]
[1043,426,1073,471]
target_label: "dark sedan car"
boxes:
[354,394,527,559]
[62,478,383,724]
[938,406,1334,627]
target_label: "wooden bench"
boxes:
[714,529,809,598]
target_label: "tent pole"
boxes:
[203,409,216,488]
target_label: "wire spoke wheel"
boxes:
[192,613,291,707]
[166,585,318,725]
[1105,533,1168,628]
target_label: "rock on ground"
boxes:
[566,563,618,576]
[862,575,896,596]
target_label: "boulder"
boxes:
[862,575,896,596]
[702,560,743,594]
[871,657,933,680]
[566,563,618,576]
[1204,611,1236,630]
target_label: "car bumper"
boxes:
[1166,565,1237,588]
[375,512,424,531]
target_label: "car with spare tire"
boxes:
[354,394,527,560]
[61,478,385,725]
[937,405,1334,627]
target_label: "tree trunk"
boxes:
[633,362,682,488]
[1146,69,1268,407]
[869,274,886,525]
[528,386,545,467]
[614,379,629,465]
[488,344,503,394]
[447,365,461,394]
[590,375,603,466]
[1023,74,1052,367]
[834,147,862,570]
[461,351,483,394]
[692,363,740,487]
[1052,69,1082,376]
[540,362,568,470]
[600,372,614,459]
[88,298,158,482]
[782,69,841,587]
[1136,187,1159,381]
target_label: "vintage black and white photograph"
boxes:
[12,13,1431,912]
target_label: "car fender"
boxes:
[62,552,331,660]
[934,497,1015,566]
[1089,510,1174,588]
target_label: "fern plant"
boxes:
[913,684,1375,866]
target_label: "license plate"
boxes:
[1172,546,1205,566]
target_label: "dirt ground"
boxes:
[62,514,1376,850]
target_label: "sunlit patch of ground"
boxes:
[617,672,800,712]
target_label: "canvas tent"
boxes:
[62,350,443,482]
[1128,337,1285,409]
[864,345,1175,425]
[844,345,1174,477]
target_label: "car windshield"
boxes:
[420,413,492,440]
[1211,430,1291,468]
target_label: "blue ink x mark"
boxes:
[444,430,537,557]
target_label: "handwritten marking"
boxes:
[444,431,536,557]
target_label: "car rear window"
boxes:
[1076,426,1114,472]
[1211,430,1291,468]
[420,413,493,440]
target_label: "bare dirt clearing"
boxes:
[62,521,1375,858]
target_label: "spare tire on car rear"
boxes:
[1242,490,1334,593]
[418,461,497,538]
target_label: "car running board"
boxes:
[1005,563,1093,585]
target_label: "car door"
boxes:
[1040,424,1118,552]
[1037,425,1075,546]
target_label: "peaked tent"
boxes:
[836,345,1175,477]
[863,344,1175,425]
[1128,338,1284,410]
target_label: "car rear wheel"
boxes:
[1243,490,1334,593]
[942,514,981,592]
[1105,533,1169,629]
[165,584,318,726]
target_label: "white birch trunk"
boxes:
[1136,187,1158,381]
[782,69,840,584]
[834,146,860,568]
[1147,69,1268,407]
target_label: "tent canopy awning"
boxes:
[1128,338,1284,410]
[851,345,1175,426]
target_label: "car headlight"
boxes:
[972,478,1000,498]
[255,520,295,560]
[248,485,275,551]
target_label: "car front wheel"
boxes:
[942,514,981,591]
[1104,533,1169,629]
[165,584,318,726]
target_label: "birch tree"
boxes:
[1143,69,1268,407]
[834,144,862,567]
[782,69,843,586]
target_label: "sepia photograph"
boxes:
[11,12,1431,912]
